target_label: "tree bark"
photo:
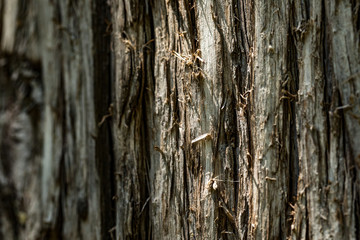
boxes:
[0,0,359,239]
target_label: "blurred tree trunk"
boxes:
[0,0,359,239]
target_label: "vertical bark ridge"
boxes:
[112,0,153,238]
[0,3,43,238]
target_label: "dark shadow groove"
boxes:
[285,3,300,237]
[92,1,115,239]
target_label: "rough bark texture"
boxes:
[0,0,359,239]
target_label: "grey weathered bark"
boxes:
[0,0,359,239]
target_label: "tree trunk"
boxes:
[0,0,359,239]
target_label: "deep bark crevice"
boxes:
[355,188,360,239]
[183,149,190,240]
[305,198,310,240]
[184,0,199,52]
[321,0,330,188]
[0,1,3,41]
[351,0,360,33]
[231,99,240,218]
[134,2,156,238]
[92,1,116,239]
[58,56,66,240]
[240,0,250,51]
[303,0,310,20]
[0,183,19,239]
[285,6,300,237]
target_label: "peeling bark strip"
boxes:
[0,0,359,239]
